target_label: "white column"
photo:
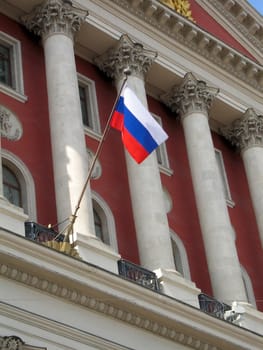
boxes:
[222,108,263,248]
[95,36,201,305]
[22,0,95,237]
[22,1,120,272]
[162,73,247,304]
[95,35,175,271]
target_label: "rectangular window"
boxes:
[79,84,91,127]
[215,149,235,207]
[0,31,26,102]
[78,73,101,138]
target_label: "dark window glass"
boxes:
[93,208,104,242]
[79,85,91,127]
[3,165,21,207]
[0,44,12,87]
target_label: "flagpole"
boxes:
[61,73,129,242]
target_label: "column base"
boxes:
[155,268,201,307]
[0,197,28,235]
[74,233,121,274]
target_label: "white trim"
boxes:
[1,149,37,221]
[91,190,118,252]
[170,230,191,280]
[77,73,101,137]
[152,113,173,176]
[0,31,27,101]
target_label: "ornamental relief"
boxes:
[160,0,194,21]
[0,336,44,350]
[21,0,85,39]
[161,72,218,117]
[0,106,23,141]
[221,108,263,151]
[0,336,24,350]
[94,34,157,80]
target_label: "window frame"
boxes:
[2,149,37,221]
[152,113,173,176]
[0,31,26,102]
[92,191,118,252]
[77,73,101,139]
[170,230,191,280]
[215,148,235,208]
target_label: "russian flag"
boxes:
[111,86,168,164]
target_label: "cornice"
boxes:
[107,0,263,92]
[195,0,263,63]
[0,230,263,350]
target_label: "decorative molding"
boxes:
[94,34,157,81]
[0,106,23,141]
[87,149,102,179]
[0,231,262,350]
[161,72,219,118]
[109,0,263,92]
[21,0,86,40]
[0,261,219,350]
[220,108,263,151]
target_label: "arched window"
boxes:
[92,191,118,251]
[170,230,191,280]
[3,165,21,206]
[1,149,37,221]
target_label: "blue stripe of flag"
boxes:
[123,105,158,154]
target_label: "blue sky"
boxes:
[247,0,263,15]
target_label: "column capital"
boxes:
[21,0,86,40]
[161,72,219,118]
[221,108,263,152]
[94,34,157,81]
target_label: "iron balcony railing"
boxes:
[25,221,64,243]
[118,259,160,292]
[198,293,231,320]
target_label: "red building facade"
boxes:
[0,1,263,349]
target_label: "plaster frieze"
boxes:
[109,0,263,92]
[0,261,218,350]
[161,72,219,118]
[21,0,86,40]
[0,106,23,141]
[0,336,24,350]
[221,108,263,152]
[94,34,157,81]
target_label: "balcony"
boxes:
[24,221,64,243]
[198,293,231,320]
[118,259,160,292]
